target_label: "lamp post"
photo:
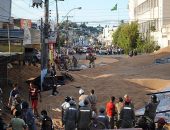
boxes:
[57,7,82,54]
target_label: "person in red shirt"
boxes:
[106,96,116,129]
[29,82,41,117]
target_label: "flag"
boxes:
[111,4,117,11]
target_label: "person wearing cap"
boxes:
[11,94,22,115]
[106,96,116,129]
[77,100,92,130]
[97,107,110,129]
[63,100,78,130]
[144,94,160,122]
[88,89,97,113]
[61,96,71,126]
[119,99,135,128]
[88,111,105,130]
[156,118,168,130]
[79,89,89,107]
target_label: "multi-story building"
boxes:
[99,25,117,46]
[129,0,170,48]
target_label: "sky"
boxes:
[12,0,129,27]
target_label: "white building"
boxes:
[129,0,170,48]
[100,25,117,46]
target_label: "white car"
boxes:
[99,48,108,55]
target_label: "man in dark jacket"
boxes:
[97,107,110,129]
[77,100,92,130]
[40,110,53,130]
[63,100,78,130]
[144,94,159,121]
[143,95,159,130]
[88,111,105,130]
[120,100,135,128]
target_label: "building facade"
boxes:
[129,0,170,48]
[99,25,117,46]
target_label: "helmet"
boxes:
[65,96,71,102]
[21,101,29,109]
[79,89,84,95]
[151,95,157,102]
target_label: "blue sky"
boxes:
[12,0,129,26]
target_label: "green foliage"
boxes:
[112,21,158,54]
[112,22,139,54]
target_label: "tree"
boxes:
[112,22,139,53]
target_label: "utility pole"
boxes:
[42,0,49,70]
[55,0,60,55]
[55,0,64,55]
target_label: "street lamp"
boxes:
[61,7,82,22]
[57,7,82,54]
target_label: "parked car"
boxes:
[99,48,108,55]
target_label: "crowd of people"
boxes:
[0,82,54,130]
[60,89,168,130]
[0,82,169,130]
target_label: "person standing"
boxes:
[61,96,71,126]
[77,100,92,130]
[63,100,78,130]
[88,89,97,113]
[79,89,89,107]
[115,97,124,128]
[88,112,105,130]
[144,94,160,129]
[21,101,37,130]
[72,56,78,68]
[40,110,53,130]
[8,83,19,107]
[88,53,96,68]
[119,100,135,128]
[9,111,27,130]
[29,82,41,117]
[144,95,159,122]
[97,107,110,129]
[11,94,22,116]
[106,96,116,129]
